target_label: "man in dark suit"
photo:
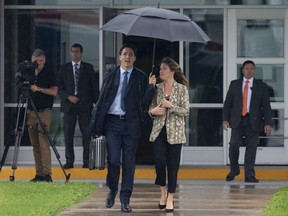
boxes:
[58,43,98,169]
[222,60,272,183]
[92,44,156,213]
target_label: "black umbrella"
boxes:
[100,7,211,71]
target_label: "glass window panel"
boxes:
[237,64,284,102]
[237,19,284,57]
[4,107,31,147]
[4,9,100,104]
[5,0,110,6]
[4,107,82,147]
[186,108,223,146]
[184,9,223,103]
[5,0,288,6]
[114,0,229,5]
[4,9,100,147]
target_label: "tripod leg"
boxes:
[0,145,10,172]
[9,98,28,181]
[10,132,22,182]
[28,96,71,183]
[0,129,16,172]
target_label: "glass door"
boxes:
[226,9,288,164]
[101,8,180,164]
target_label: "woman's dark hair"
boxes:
[160,57,188,86]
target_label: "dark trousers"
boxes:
[104,115,139,204]
[63,104,92,165]
[153,127,182,193]
[229,115,259,178]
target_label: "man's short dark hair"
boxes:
[71,43,83,52]
[119,43,137,56]
[242,60,255,69]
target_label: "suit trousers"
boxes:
[63,103,92,165]
[104,115,139,204]
[153,126,182,193]
[229,115,259,178]
[27,109,52,176]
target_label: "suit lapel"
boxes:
[79,63,84,81]
[250,78,258,101]
[112,67,120,94]
[237,78,243,99]
[68,63,76,91]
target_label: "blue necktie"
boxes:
[74,64,80,94]
[121,71,128,112]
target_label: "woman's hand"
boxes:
[161,97,173,108]
[149,73,157,86]
[150,104,166,116]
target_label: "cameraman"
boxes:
[24,49,58,182]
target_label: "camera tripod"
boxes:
[0,87,71,183]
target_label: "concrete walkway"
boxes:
[58,179,287,216]
[1,166,287,215]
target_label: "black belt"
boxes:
[108,114,126,120]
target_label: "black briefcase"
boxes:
[89,136,106,170]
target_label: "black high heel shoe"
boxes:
[165,201,174,212]
[158,203,166,210]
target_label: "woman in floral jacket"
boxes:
[149,57,189,212]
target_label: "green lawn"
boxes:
[0,181,96,216]
[264,186,288,216]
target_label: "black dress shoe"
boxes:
[44,174,53,182]
[226,171,240,181]
[105,191,117,208]
[30,175,45,182]
[121,203,132,213]
[245,177,259,183]
[158,203,166,210]
[63,163,74,169]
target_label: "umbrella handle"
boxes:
[151,38,156,74]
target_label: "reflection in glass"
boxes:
[4,9,100,148]
[5,9,100,104]
[237,64,284,102]
[4,107,82,147]
[4,107,31,147]
[6,0,288,6]
[187,108,223,146]
[237,19,284,57]
[184,9,223,103]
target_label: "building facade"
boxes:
[1,0,288,166]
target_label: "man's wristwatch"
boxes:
[38,88,43,92]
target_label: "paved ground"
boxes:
[58,179,287,216]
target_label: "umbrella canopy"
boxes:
[100,7,210,43]
[100,7,211,71]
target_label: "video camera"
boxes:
[16,60,38,85]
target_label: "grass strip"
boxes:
[0,181,96,216]
[264,186,288,216]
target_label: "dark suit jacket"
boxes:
[92,66,155,138]
[223,78,272,132]
[58,61,99,113]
